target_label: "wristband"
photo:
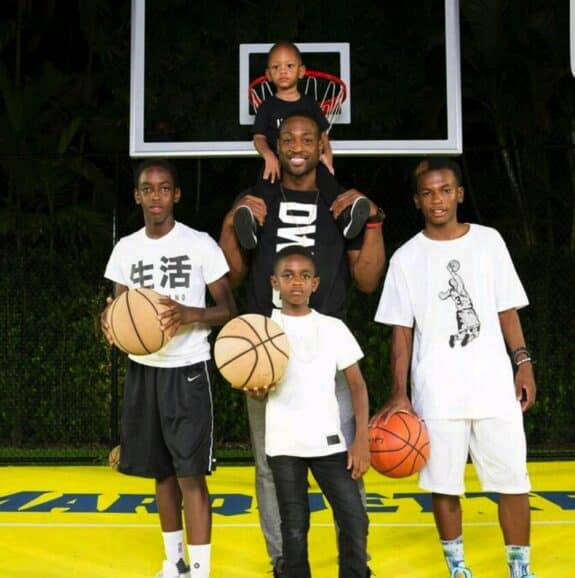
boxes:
[365,221,383,229]
[366,207,386,224]
[511,346,534,366]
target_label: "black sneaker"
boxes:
[233,205,259,250]
[272,557,286,577]
[339,196,371,239]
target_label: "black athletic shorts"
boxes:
[119,359,216,479]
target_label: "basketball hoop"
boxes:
[248,70,347,132]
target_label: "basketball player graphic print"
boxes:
[438,259,481,348]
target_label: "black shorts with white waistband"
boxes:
[119,359,216,479]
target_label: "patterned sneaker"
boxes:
[509,558,537,578]
[155,558,190,578]
[450,565,472,578]
[233,205,259,250]
[339,196,371,239]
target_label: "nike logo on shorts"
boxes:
[186,374,200,383]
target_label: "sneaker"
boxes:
[450,565,472,578]
[272,557,285,577]
[155,558,190,578]
[339,196,371,239]
[233,205,259,250]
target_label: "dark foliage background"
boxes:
[0,1,574,460]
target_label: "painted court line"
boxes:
[1,520,574,529]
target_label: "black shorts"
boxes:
[119,359,215,479]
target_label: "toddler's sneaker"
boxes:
[233,205,259,250]
[339,196,371,239]
[155,558,190,578]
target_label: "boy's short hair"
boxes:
[278,110,321,138]
[267,41,302,64]
[273,245,317,274]
[411,156,463,193]
[133,158,180,189]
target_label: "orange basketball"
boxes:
[214,314,290,391]
[105,288,175,355]
[369,411,430,478]
[108,445,121,471]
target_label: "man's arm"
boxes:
[370,324,414,424]
[342,362,370,479]
[498,308,536,411]
[219,207,249,289]
[332,189,386,293]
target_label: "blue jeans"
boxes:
[267,452,369,578]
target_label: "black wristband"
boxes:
[366,207,386,223]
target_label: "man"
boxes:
[219,111,386,576]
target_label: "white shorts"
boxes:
[419,407,531,496]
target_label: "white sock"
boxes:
[441,535,466,571]
[162,530,186,565]
[187,544,211,578]
[506,544,531,577]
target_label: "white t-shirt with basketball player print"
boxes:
[104,221,229,368]
[265,309,363,458]
[375,224,528,420]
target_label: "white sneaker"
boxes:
[450,565,472,578]
[155,559,191,578]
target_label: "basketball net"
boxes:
[248,70,347,132]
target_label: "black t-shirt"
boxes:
[252,95,330,151]
[244,182,363,318]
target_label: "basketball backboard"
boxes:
[571,0,575,77]
[130,0,461,157]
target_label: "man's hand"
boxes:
[233,194,268,227]
[330,189,377,220]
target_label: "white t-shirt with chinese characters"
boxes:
[375,224,528,419]
[265,309,363,457]
[104,221,229,368]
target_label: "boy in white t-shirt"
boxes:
[100,159,236,578]
[264,245,371,578]
[373,157,537,578]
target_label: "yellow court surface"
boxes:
[1,461,573,577]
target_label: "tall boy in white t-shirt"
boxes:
[265,245,371,578]
[101,159,236,578]
[373,157,537,578]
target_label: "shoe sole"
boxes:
[343,197,371,239]
[233,207,258,250]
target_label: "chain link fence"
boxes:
[1,149,574,462]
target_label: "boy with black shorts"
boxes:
[373,157,537,578]
[266,245,371,578]
[101,158,236,578]
[234,41,370,249]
